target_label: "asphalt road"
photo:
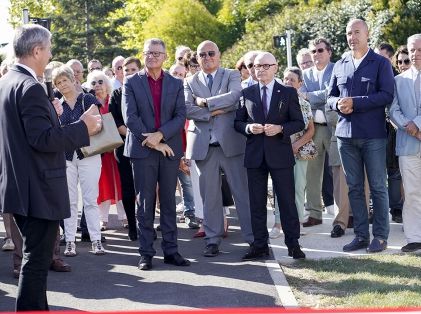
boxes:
[0,208,283,311]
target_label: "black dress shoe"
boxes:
[392,214,403,223]
[138,256,152,270]
[203,244,219,257]
[330,225,345,238]
[401,242,421,252]
[347,216,354,228]
[302,217,322,227]
[242,246,269,261]
[288,246,306,259]
[164,252,191,266]
[128,230,138,241]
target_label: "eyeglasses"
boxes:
[300,60,313,66]
[198,51,216,58]
[89,67,101,72]
[240,64,247,70]
[143,51,165,58]
[311,48,326,54]
[90,80,104,86]
[189,64,200,69]
[246,63,254,69]
[253,64,276,70]
[116,66,123,71]
[397,59,410,65]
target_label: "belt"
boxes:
[314,122,327,126]
[209,142,220,147]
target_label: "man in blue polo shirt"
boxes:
[326,19,394,253]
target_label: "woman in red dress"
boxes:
[86,70,127,230]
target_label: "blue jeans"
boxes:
[178,170,195,217]
[338,137,389,241]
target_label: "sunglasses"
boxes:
[311,48,326,54]
[89,67,101,72]
[254,64,276,70]
[199,51,216,58]
[90,80,104,86]
[177,56,184,61]
[397,59,410,65]
[246,63,254,69]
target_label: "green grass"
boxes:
[281,254,421,308]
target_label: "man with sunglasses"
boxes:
[241,50,262,89]
[234,52,305,260]
[111,55,125,91]
[122,38,190,270]
[390,33,421,253]
[327,19,394,253]
[300,38,335,228]
[184,40,253,258]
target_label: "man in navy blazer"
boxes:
[327,19,394,253]
[122,38,190,270]
[235,52,306,260]
[0,25,100,310]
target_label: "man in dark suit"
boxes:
[235,52,306,260]
[122,38,190,270]
[0,24,101,311]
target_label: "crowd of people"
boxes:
[0,19,420,311]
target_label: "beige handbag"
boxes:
[80,95,123,157]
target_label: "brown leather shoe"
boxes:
[50,258,71,272]
[302,217,322,227]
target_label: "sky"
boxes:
[0,0,13,45]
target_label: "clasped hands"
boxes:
[141,131,174,157]
[248,123,283,136]
[404,121,421,140]
[337,97,353,114]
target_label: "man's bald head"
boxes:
[197,40,221,74]
[347,18,368,33]
[253,52,278,85]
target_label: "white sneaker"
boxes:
[64,241,77,257]
[2,238,14,251]
[326,205,335,215]
[269,227,282,239]
[92,240,106,255]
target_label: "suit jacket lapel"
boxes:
[160,72,169,122]
[252,83,265,122]
[195,72,211,97]
[139,70,154,112]
[267,82,282,118]
[211,68,224,95]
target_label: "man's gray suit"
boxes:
[184,68,253,245]
[301,63,334,219]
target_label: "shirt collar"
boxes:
[410,65,421,76]
[259,79,275,91]
[15,62,38,80]
[202,69,218,80]
[146,69,164,81]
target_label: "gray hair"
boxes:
[86,70,112,95]
[144,38,166,52]
[407,34,421,46]
[296,48,311,63]
[284,66,303,82]
[13,24,51,59]
[112,55,125,68]
[52,65,75,86]
[66,59,83,69]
